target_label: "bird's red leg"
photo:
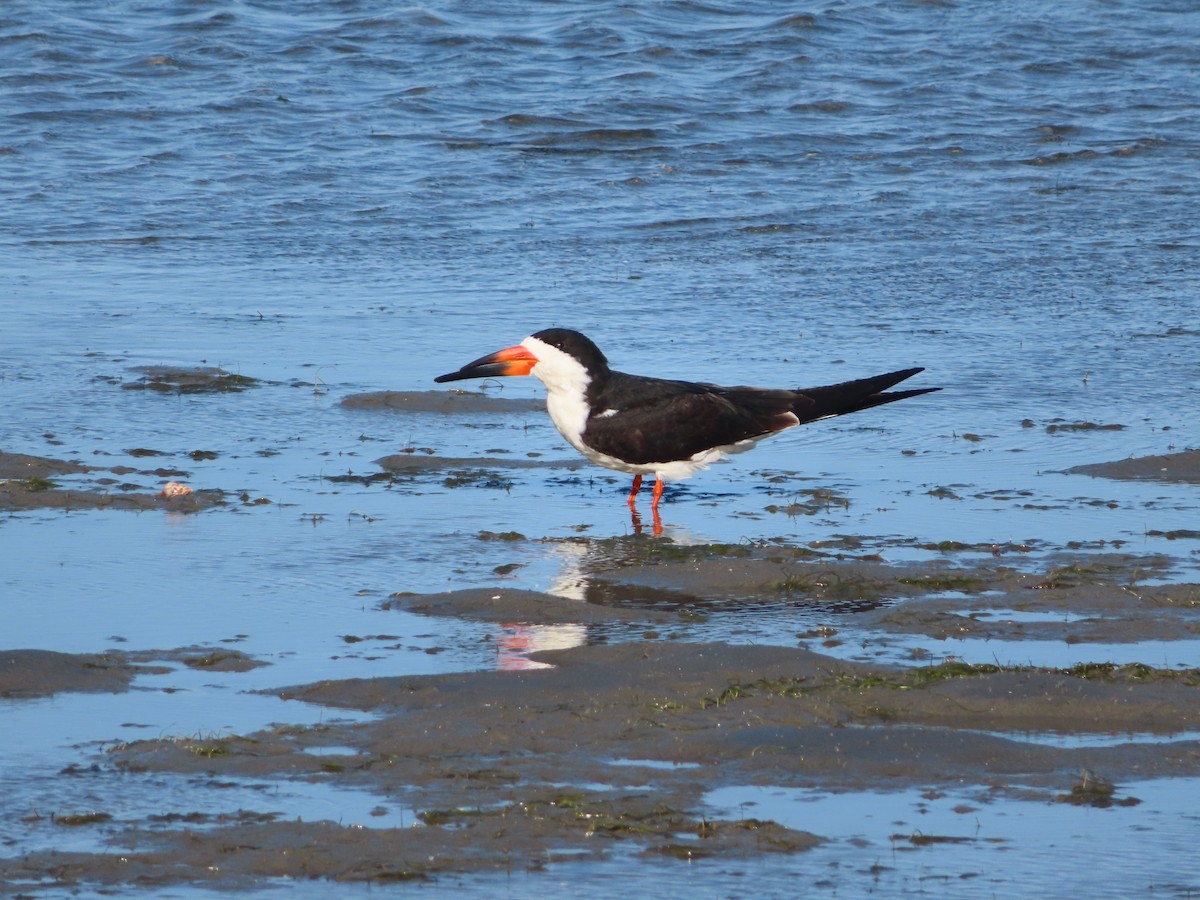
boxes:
[651,475,664,510]
[627,473,643,508]
[650,475,664,535]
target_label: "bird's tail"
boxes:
[793,367,940,425]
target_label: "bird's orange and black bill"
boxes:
[434,345,537,383]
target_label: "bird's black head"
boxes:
[529,328,610,373]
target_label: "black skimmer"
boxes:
[435,328,940,527]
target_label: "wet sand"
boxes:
[340,389,544,415]
[5,636,1200,886]
[0,450,226,512]
[1065,448,1200,484]
[3,454,1200,890]
[11,633,1200,888]
[6,631,1200,886]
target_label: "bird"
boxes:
[435,328,940,527]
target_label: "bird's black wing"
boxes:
[582,372,799,465]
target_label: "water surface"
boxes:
[3,0,1199,894]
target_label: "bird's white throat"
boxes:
[522,335,593,453]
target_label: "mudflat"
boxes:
[2,529,1198,889]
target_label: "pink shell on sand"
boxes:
[160,481,194,498]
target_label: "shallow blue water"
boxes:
[3,0,1200,894]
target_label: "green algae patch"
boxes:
[1044,420,1126,434]
[896,574,989,593]
[54,812,114,827]
[478,530,526,541]
[1055,771,1141,808]
[123,366,262,393]
[180,649,268,672]
[18,476,58,492]
[443,468,514,490]
[764,487,852,516]
[775,572,892,602]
